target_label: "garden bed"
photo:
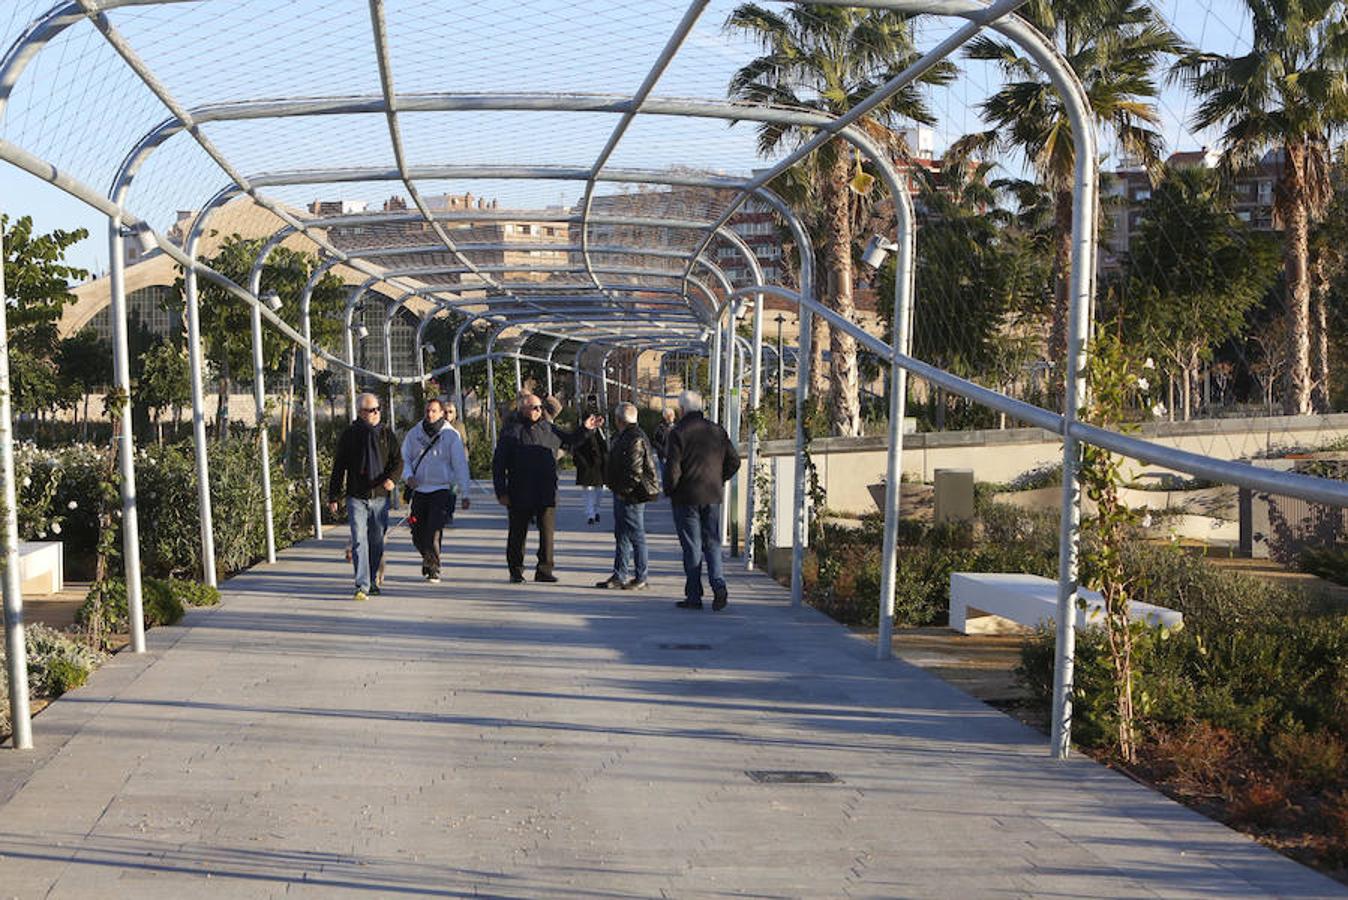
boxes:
[797,499,1348,885]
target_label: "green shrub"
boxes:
[77,577,185,639]
[1299,545,1348,586]
[1,624,107,736]
[169,578,220,608]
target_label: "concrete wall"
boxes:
[747,413,1348,516]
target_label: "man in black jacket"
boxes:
[492,393,602,583]
[663,391,740,610]
[651,407,676,481]
[328,392,402,601]
[596,402,659,591]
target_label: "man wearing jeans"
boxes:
[596,402,659,591]
[328,392,402,602]
[663,391,740,611]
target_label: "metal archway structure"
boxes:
[5,0,1348,764]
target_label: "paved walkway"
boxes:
[0,485,1342,898]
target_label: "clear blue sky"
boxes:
[0,0,1252,280]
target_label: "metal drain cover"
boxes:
[746,770,841,784]
[658,643,713,650]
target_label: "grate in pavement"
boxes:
[658,643,713,650]
[746,770,842,784]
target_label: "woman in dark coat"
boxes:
[572,426,608,524]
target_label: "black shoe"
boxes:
[427,572,441,584]
[369,585,382,596]
[535,572,559,583]
[595,575,624,589]
[623,579,648,591]
[509,570,525,584]
[675,599,703,609]
[712,590,728,612]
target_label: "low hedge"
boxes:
[0,624,106,738]
[76,577,219,644]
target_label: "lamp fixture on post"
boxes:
[118,222,159,256]
[424,342,436,355]
[353,323,370,341]
[861,234,899,270]
[261,290,283,312]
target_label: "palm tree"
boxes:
[726,3,953,437]
[1175,1,1348,415]
[957,0,1184,382]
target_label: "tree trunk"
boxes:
[1050,189,1074,403]
[1312,275,1331,413]
[1279,141,1313,416]
[1181,366,1192,422]
[81,394,90,441]
[824,152,861,437]
[810,306,828,407]
[216,353,231,442]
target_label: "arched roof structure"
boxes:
[4,0,1348,761]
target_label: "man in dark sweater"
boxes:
[663,390,740,610]
[492,393,602,583]
[328,392,402,601]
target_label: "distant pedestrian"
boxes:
[543,395,563,423]
[402,398,471,584]
[664,391,740,611]
[652,406,676,480]
[596,402,660,591]
[442,401,469,524]
[493,393,603,583]
[573,420,608,524]
[328,392,402,602]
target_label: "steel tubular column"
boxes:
[1,211,32,748]
[181,238,218,588]
[99,218,149,654]
[545,338,563,398]
[301,262,341,540]
[709,327,722,423]
[245,237,290,565]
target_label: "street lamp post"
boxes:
[774,313,786,418]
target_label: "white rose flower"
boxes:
[21,476,30,488]
[36,531,45,539]
[1143,357,1156,370]
[50,522,61,535]
[1151,402,1166,418]
[1141,512,1153,528]
[1136,376,1150,392]
[67,500,78,510]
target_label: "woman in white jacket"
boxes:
[401,398,471,583]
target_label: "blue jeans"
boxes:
[347,495,390,592]
[671,503,724,603]
[612,496,648,583]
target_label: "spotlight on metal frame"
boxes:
[861,234,899,270]
[119,222,159,255]
[423,342,436,355]
[261,290,283,312]
[353,323,370,341]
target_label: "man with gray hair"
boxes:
[663,390,740,610]
[596,402,660,591]
[328,392,402,602]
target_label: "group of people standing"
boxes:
[328,388,740,610]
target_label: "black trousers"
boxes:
[410,489,452,574]
[506,506,555,576]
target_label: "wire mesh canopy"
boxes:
[0,0,1023,352]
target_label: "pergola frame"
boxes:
[4,0,1348,766]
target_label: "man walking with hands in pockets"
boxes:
[329,392,402,601]
[664,391,740,611]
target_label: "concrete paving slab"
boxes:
[0,484,1343,898]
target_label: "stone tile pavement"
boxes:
[0,485,1342,898]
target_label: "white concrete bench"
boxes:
[17,541,63,595]
[949,572,1182,635]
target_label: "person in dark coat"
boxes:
[492,392,603,583]
[651,406,676,481]
[328,392,403,601]
[664,390,740,611]
[572,425,609,524]
[596,402,660,591]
